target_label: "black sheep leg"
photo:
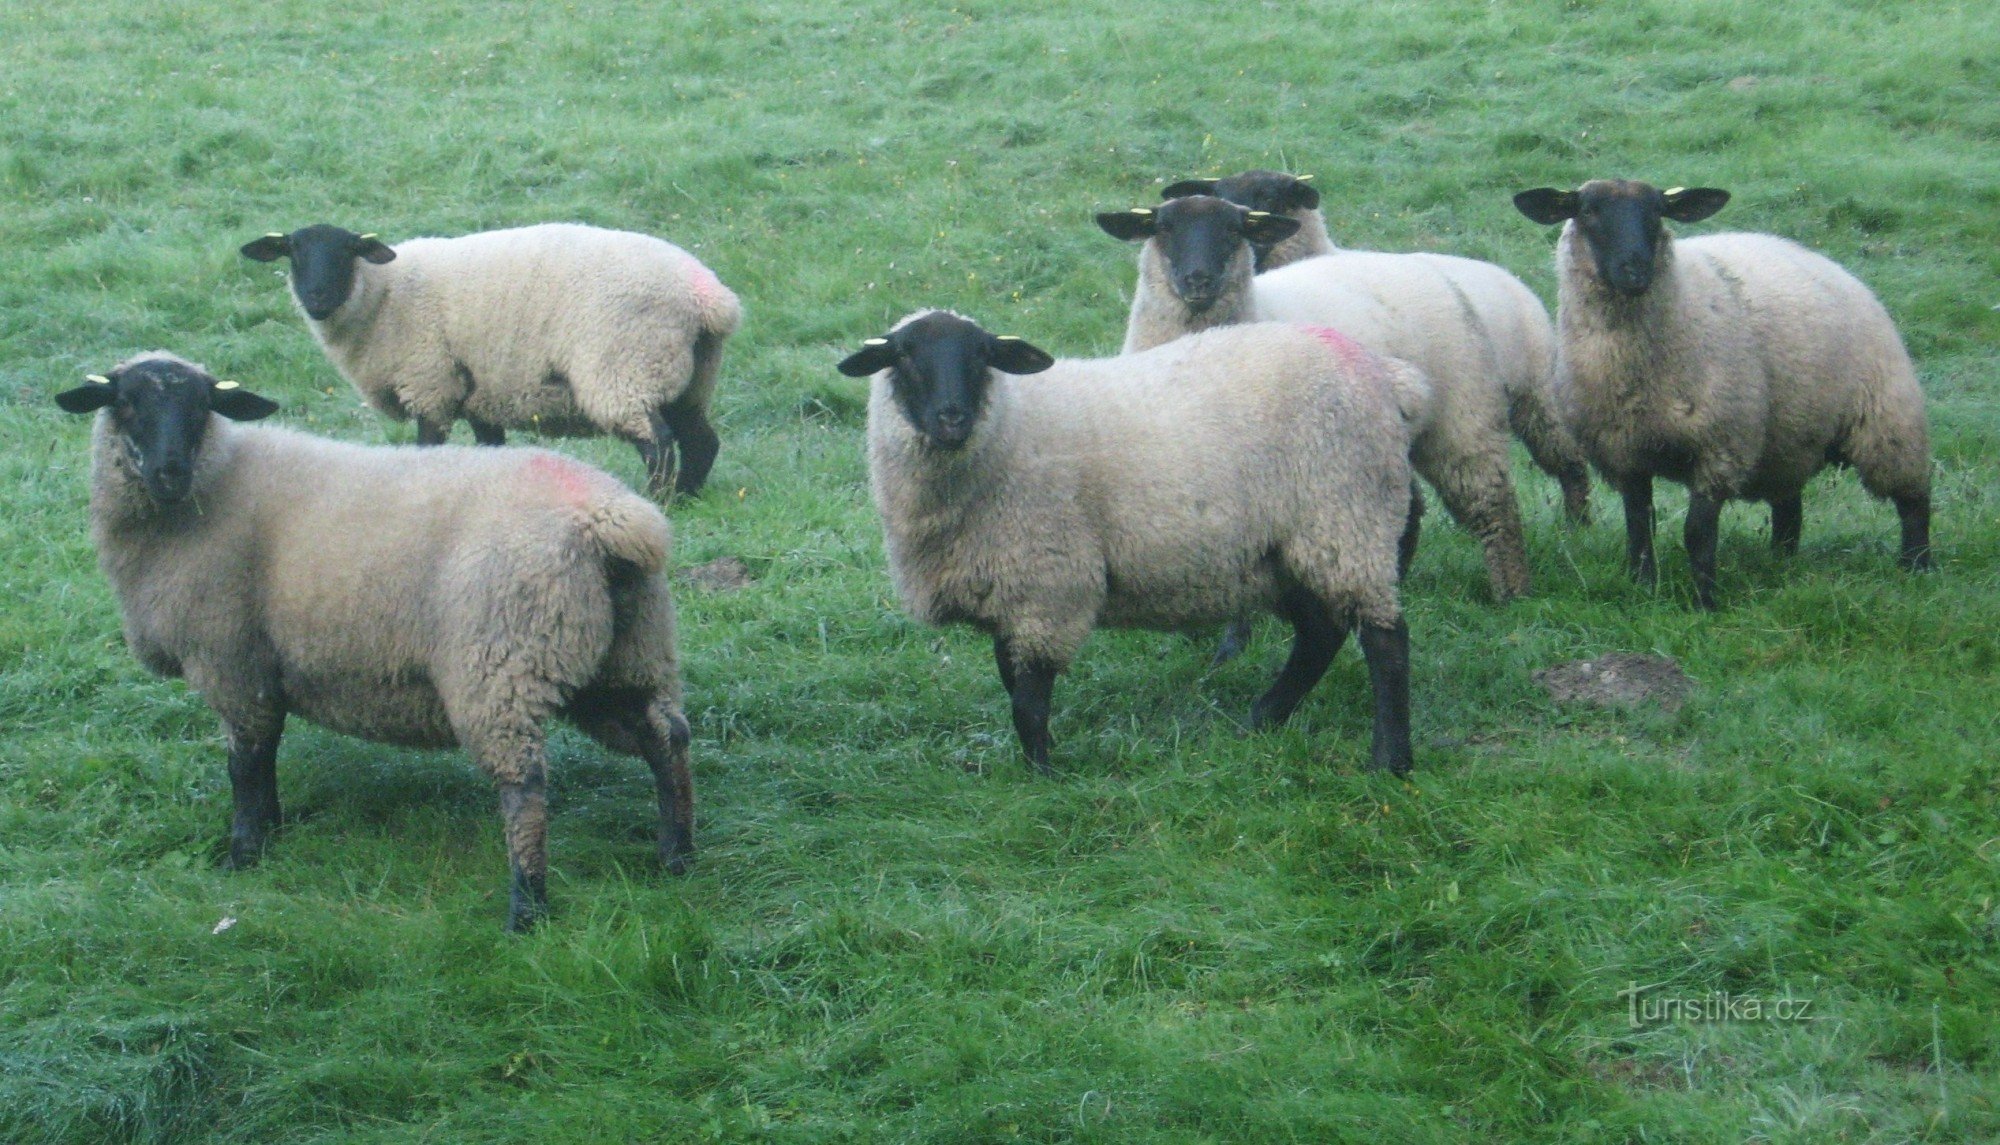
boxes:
[1358,619,1414,775]
[1895,492,1933,571]
[995,637,1057,775]
[1684,492,1723,610]
[1619,475,1656,585]
[632,410,679,498]
[1250,584,1349,730]
[660,398,721,497]
[223,714,285,869]
[1769,494,1802,556]
[468,417,507,446]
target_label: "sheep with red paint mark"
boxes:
[241,222,740,498]
[55,352,695,931]
[840,311,1431,776]
[1159,171,1593,526]
[1100,195,1552,602]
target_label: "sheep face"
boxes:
[1097,196,1299,313]
[240,224,397,320]
[56,356,279,503]
[1514,181,1730,296]
[838,311,1054,449]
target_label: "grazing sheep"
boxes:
[1100,195,1540,600]
[838,310,1428,775]
[1513,180,1933,608]
[55,353,695,931]
[240,222,740,498]
[1162,170,1594,523]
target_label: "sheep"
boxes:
[1160,171,1594,525]
[837,310,1429,776]
[54,352,695,931]
[1513,180,1933,609]
[240,222,740,498]
[1099,194,1545,601]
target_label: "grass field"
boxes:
[3,1,1998,1141]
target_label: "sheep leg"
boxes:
[1357,619,1414,775]
[1684,492,1723,611]
[641,708,696,875]
[1210,618,1253,667]
[1399,483,1426,579]
[223,714,285,869]
[1770,495,1802,556]
[1251,585,1349,730]
[496,764,549,932]
[995,637,1057,775]
[1895,493,1933,571]
[415,417,452,446]
[660,399,721,497]
[468,417,507,446]
[1557,464,1594,527]
[1619,476,1657,585]
[1421,454,1530,601]
[633,412,678,498]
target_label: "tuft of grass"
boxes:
[2,0,1997,1141]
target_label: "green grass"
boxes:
[3,0,1998,1140]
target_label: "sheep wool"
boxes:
[847,311,1425,775]
[63,353,693,931]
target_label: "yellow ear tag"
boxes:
[264,232,285,239]
[1130,207,1153,216]
[1664,187,1686,196]
[1296,173,1315,182]
[995,335,1022,341]
[214,381,240,391]
[359,233,379,241]
[1247,211,1271,219]
[863,338,889,346]
[86,374,111,385]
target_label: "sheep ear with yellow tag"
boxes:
[54,373,120,414]
[988,332,1055,376]
[1660,186,1730,225]
[209,379,281,422]
[1095,207,1160,242]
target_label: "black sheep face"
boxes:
[240,224,397,320]
[54,357,279,503]
[837,312,1054,450]
[1514,180,1730,297]
[1097,196,1300,312]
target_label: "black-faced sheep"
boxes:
[1100,195,1541,599]
[1513,180,1933,608]
[838,311,1428,776]
[240,222,740,498]
[56,353,695,931]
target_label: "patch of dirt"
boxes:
[679,556,754,591]
[1534,653,1692,712]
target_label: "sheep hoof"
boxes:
[660,830,694,876]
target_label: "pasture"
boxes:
[2,1,1997,1140]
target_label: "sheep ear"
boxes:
[1096,209,1159,241]
[1513,188,1580,224]
[1242,210,1302,245]
[55,375,118,414]
[240,233,292,262]
[986,334,1055,375]
[837,337,897,378]
[209,382,281,421]
[355,235,397,264]
[1161,179,1216,201]
[1282,177,1321,211]
[1662,187,1729,224]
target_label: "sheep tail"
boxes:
[682,254,743,338]
[1382,359,1438,437]
[581,492,672,577]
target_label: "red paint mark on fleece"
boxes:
[526,451,598,508]
[681,254,731,313]
[1301,324,1373,370]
